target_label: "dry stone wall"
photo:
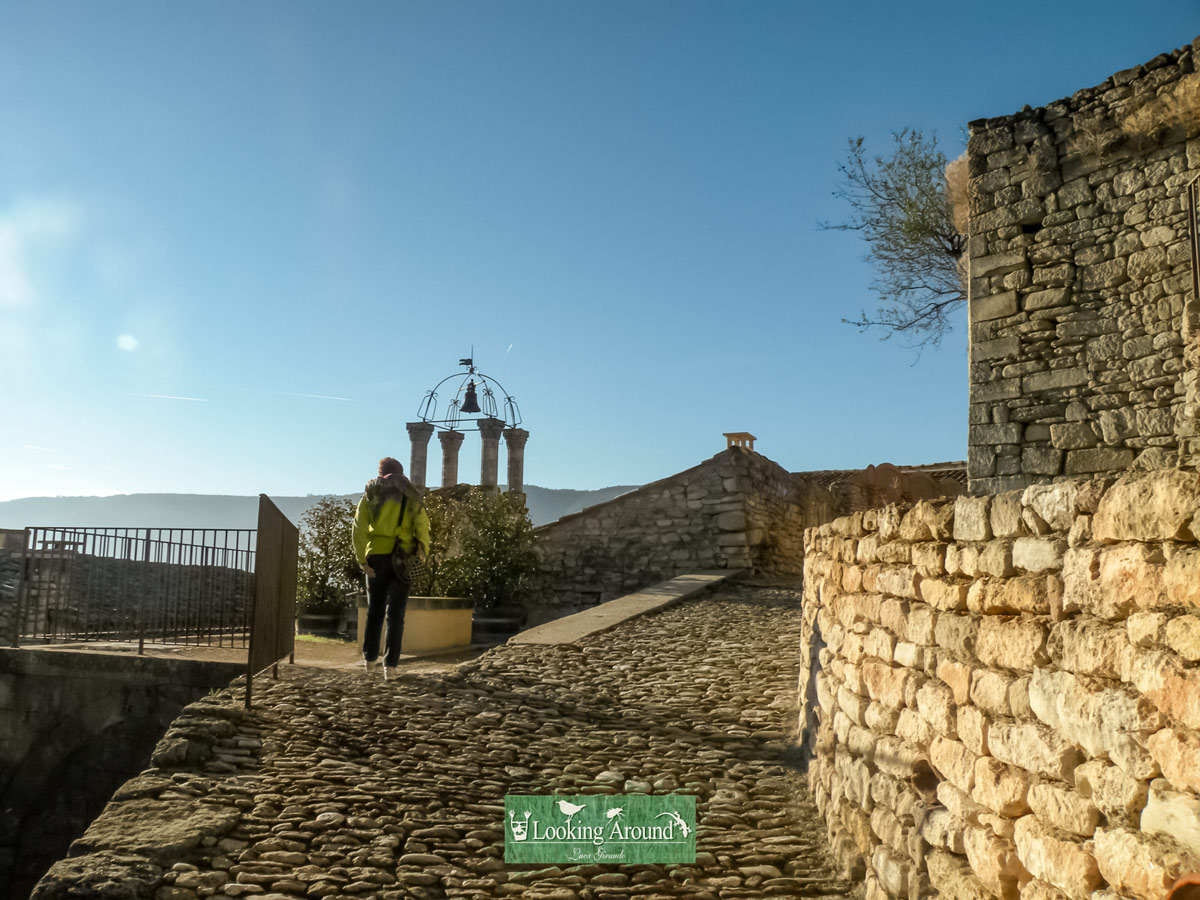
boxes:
[967,37,1200,492]
[530,447,835,624]
[799,468,1200,900]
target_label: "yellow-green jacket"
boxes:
[352,475,430,565]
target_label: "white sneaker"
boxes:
[383,666,398,682]
[364,659,378,675]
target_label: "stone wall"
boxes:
[799,468,1200,900]
[530,447,836,624]
[0,648,243,900]
[967,36,1200,492]
[1,549,253,645]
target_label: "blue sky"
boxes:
[1,2,1196,500]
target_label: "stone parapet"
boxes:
[799,467,1200,900]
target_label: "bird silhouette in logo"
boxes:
[557,799,586,827]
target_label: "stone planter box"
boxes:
[358,595,473,656]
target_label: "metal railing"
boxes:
[11,527,256,651]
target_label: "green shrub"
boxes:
[421,488,539,610]
[296,497,362,615]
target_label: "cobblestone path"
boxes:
[66,585,857,900]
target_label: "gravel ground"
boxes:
[38,583,857,900]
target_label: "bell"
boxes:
[460,380,482,414]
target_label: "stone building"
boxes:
[967,36,1200,493]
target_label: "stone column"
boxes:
[503,428,529,494]
[406,422,435,490]
[438,430,465,489]
[478,417,505,488]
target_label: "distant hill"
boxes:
[0,483,638,532]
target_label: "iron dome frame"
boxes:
[415,357,522,432]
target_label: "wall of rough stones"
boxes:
[0,648,243,900]
[0,549,252,645]
[967,37,1200,492]
[530,447,836,624]
[799,468,1200,900]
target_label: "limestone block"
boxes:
[946,544,964,577]
[971,668,1016,718]
[879,505,904,542]
[878,566,922,600]
[1023,446,1063,477]
[957,706,990,756]
[1049,423,1099,450]
[1164,614,1200,662]
[862,660,918,710]
[716,510,747,531]
[991,492,1026,538]
[1012,815,1101,900]
[923,501,956,542]
[1163,547,1200,609]
[1129,646,1200,730]
[1127,611,1168,648]
[1146,727,1200,794]
[1028,668,1066,730]
[1065,448,1135,476]
[1027,783,1100,837]
[848,724,878,764]
[864,627,897,663]
[918,680,958,738]
[938,657,973,705]
[920,807,968,855]
[878,541,914,566]
[1092,469,1200,542]
[858,534,882,564]
[1055,618,1135,680]
[936,613,979,659]
[970,575,1054,615]
[893,641,925,670]
[926,848,993,900]
[872,805,906,853]
[1063,544,1167,621]
[912,542,949,575]
[959,545,982,578]
[956,496,994,542]
[989,722,1082,781]
[1141,780,1200,858]
[923,578,970,611]
[912,607,940,648]
[866,701,902,735]
[874,600,906,643]
[1074,760,1149,828]
[973,756,1032,817]
[838,686,871,726]
[1022,482,1078,533]
[871,771,922,821]
[931,736,978,794]
[897,707,934,746]
[908,605,937,646]
[963,823,1028,900]
[1012,538,1067,573]
[979,541,1017,577]
[1093,827,1193,900]
[899,505,935,542]
[977,618,1049,671]
[1009,675,1034,720]
[874,735,929,780]
[939,780,986,826]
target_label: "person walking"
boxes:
[352,457,430,680]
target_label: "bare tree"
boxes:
[822,129,967,349]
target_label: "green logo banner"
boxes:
[504,794,696,864]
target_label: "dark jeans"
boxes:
[362,553,409,667]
